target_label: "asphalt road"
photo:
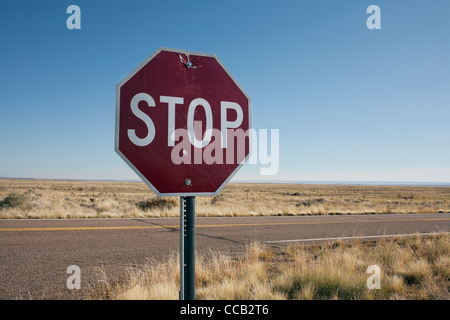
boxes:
[0,213,448,299]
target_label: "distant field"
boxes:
[0,179,449,219]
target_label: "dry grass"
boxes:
[86,233,449,300]
[0,179,449,219]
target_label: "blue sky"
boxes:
[0,0,449,183]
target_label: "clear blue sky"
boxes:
[0,0,449,183]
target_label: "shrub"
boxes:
[0,192,33,210]
[297,198,325,207]
[136,197,177,211]
[211,194,225,205]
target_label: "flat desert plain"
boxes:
[1,179,449,219]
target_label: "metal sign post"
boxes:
[116,48,250,301]
[179,197,184,300]
[180,196,195,300]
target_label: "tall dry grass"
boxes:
[86,233,449,300]
[1,179,449,219]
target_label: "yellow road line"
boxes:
[0,217,448,232]
[0,225,172,232]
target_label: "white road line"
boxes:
[264,232,448,244]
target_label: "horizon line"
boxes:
[1,177,449,187]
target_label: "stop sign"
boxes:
[115,48,251,196]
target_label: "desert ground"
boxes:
[1,179,449,300]
[1,179,449,219]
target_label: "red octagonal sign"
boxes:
[115,48,251,196]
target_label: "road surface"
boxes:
[0,213,448,299]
